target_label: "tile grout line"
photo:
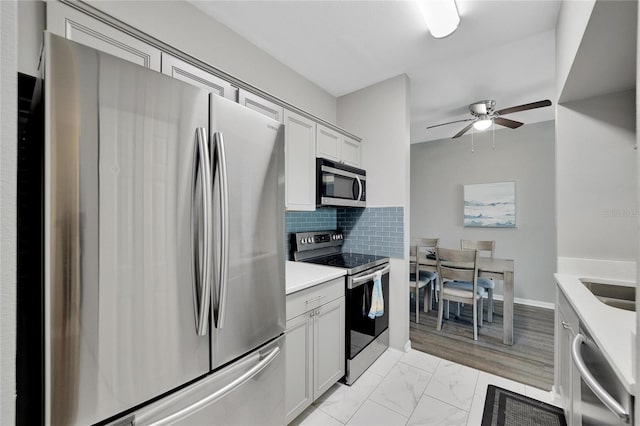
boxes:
[402,356,441,424]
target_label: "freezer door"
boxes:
[45,35,210,425]
[209,96,286,369]
[134,336,285,426]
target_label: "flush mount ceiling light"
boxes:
[417,0,460,38]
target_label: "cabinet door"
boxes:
[47,3,161,71]
[161,53,237,101]
[285,313,314,424]
[284,110,316,211]
[556,287,580,425]
[557,307,572,419]
[316,124,341,162]
[341,135,362,168]
[313,297,345,399]
[239,89,284,123]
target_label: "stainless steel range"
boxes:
[292,230,390,385]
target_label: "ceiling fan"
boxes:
[427,99,552,139]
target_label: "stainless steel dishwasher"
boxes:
[571,323,634,425]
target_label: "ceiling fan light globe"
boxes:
[473,119,492,131]
[417,0,460,38]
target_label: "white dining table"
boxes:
[411,254,515,345]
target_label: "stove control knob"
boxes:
[301,238,306,244]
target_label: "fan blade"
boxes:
[452,122,474,139]
[426,118,474,129]
[496,99,552,116]
[494,117,524,129]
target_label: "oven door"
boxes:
[316,159,366,207]
[346,263,390,361]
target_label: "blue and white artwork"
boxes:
[464,182,516,228]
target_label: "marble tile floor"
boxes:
[290,347,561,426]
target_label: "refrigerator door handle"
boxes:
[145,346,281,426]
[192,128,213,336]
[212,131,230,329]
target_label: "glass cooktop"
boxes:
[303,252,388,275]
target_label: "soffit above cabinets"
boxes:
[559,0,637,104]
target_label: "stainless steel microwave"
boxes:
[316,158,366,207]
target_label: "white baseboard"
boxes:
[492,294,555,310]
[404,340,412,353]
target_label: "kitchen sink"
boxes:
[580,279,636,312]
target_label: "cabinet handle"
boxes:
[561,321,572,331]
[305,296,324,305]
[316,310,320,315]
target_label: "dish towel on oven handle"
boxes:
[368,271,384,319]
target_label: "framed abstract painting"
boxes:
[463,181,516,228]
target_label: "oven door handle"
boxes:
[349,264,390,289]
[571,333,630,423]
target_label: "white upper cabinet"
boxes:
[238,89,284,123]
[161,53,237,101]
[47,3,161,71]
[285,110,316,211]
[341,135,362,168]
[316,123,362,168]
[316,125,341,162]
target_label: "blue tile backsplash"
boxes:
[285,209,337,233]
[285,207,404,259]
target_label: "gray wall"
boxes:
[556,90,637,261]
[555,0,595,98]
[18,0,44,77]
[337,74,411,350]
[411,121,557,304]
[1,0,18,422]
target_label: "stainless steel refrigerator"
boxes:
[44,34,285,425]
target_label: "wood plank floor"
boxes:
[409,299,555,390]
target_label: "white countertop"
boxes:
[286,261,346,295]
[555,272,636,394]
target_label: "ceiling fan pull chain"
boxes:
[492,120,495,150]
[471,128,475,153]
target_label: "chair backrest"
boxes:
[410,238,438,279]
[461,239,495,258]
[412,237,438,260]
[436,247,479,290]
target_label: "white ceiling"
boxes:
[191,0,561,143]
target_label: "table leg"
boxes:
[503,271,514,345]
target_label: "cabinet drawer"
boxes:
[286,278,344,321]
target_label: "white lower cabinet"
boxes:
[285,279,345,424]
[285,312,313,423]
[555,285,580,425]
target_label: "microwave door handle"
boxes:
[356,176,363,202]
[571,334,630,423]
